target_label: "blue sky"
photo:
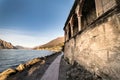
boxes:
[0,0,74,47]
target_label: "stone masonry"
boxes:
[64,0,120,80]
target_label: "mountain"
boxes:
[15,45,25,49]
[33,37,64,51]
[0,39,16,49]
[15,45,31,50]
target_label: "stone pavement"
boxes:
[41,53,63,80]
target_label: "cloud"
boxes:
[0,27,64,48]
[0,28,49,48]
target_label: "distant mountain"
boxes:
[15,45,31,50]
[33,37,64,51]
[15,45,25,49]
[0,39,16,49]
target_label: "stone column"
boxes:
[66,27,69,40]
[77,14,81,31]
[76,5,81,32]
[71,25,74,37]
[70,17,74,37]
[95,0,104,17]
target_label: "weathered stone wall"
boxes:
[64,38,75,64]
[64,12,120,79]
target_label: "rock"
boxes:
[16,64,26,71]
[0,68,16,75]
[0,75,8,80]
[40,60,45,64]
[0,56,46,80]
[0,68,16,80]
[25,58,42,67]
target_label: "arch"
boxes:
[79,0,85,15]
[72,13,79,36]
[65,28,67,41]
[80,0,97,30]
[68,23,72,39]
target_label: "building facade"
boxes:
[64,0,120,79]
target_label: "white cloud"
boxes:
[0,28,50,48]
[0,28,64,48]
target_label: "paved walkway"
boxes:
[41,53,63,80]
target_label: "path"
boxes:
[41,53,63,80]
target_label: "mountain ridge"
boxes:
[0,39,16,49]
[33,37,64,51]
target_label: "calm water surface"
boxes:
[0,49,54,72]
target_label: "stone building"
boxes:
[64,0,120,79]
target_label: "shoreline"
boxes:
[0,51,61,80]
[0,49,57,73]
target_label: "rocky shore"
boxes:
[0,52,61,80]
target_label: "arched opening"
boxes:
[65,29,67,41]
[72,14,79,36]
[68,23,71,39]
[81,0,97,30]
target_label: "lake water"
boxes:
[0,49,54,72]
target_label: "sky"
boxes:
[0,0,74,48]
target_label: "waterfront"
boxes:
[0,49,54,72]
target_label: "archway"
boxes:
[68,23,71,39]
[81,0,97,30]
[72,14,79,36]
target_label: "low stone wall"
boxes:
[64,12,120,80]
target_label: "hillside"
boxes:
[0,39,16,49]
[34,37,64,51]
[15,45,25,49]
[15,45,31,50]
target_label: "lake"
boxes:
[0,49,54,72]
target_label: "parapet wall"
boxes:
[64,11,120,80]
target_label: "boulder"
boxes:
[16,64,26,71]
[0,68,16,80]
[25,58,42,67]
[40,60,45,64]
